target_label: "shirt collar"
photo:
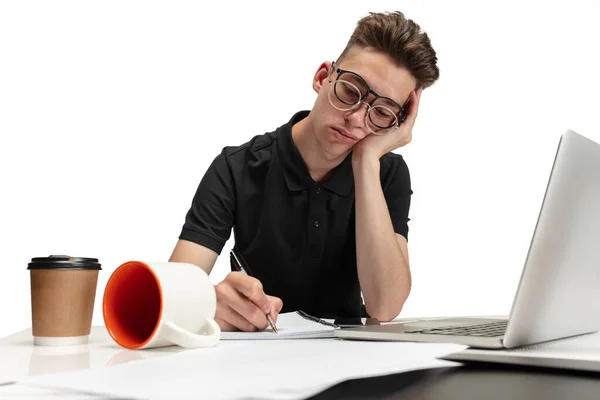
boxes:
[277,111,354,197]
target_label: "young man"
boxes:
[169,11,439,332]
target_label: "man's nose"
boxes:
[344,102,368,129]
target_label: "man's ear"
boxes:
[312,61,332,93]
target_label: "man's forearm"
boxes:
[352,152,411,321]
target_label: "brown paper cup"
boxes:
[28,256,101,346]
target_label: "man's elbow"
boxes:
[367,305,402,322]
[366,287,411,322]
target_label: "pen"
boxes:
[230,248,279,333]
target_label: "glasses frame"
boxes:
[327,61,410,135]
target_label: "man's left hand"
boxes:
[353,87,422,160]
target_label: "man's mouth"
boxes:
[332,127,359,142]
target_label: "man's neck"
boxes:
[291,115,348,183]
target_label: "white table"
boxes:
[0,316,498,398]
[0,326,186,398]
[1,317,465,384]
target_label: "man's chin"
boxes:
[324,145,354,162]
[316,128,354,160]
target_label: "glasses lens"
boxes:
[329,80,361,111]
[367,104,398,132]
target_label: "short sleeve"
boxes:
[179,149,235,254]
[382,155,413,240]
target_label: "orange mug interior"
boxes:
[103,261,163,349]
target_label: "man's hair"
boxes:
[337,11,439,89]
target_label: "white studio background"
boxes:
[1,0,599,338]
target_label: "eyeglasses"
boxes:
[327,61,410,135]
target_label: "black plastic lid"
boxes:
[27,255,102,270]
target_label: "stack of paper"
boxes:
[17,338,465,399]
[220,311,337,340]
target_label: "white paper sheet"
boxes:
[442,331,600,372]
[0,382,113,399]
[18,339,465,400]
[220,311,337,340]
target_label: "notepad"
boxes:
[220,311,338,339]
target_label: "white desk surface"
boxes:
[0,325,189,398]
[0,316,501,398]
[0,326,188,384]
[0,316,504,384]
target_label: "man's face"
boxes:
[309,47,417,161]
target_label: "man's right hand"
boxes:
[214,271,283,332]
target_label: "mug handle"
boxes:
[164,319,221,348]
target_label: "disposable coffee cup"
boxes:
[28,255,101,346]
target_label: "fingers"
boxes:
[215,301,257,332]
[406,89,421,123]
[216,278,270,331]
[266,295,284,322]
[215,315,242,332]
[226,272,271,314]
[214,272,283,332]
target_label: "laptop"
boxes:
[336,130,600,349]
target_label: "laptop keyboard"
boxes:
[404,320,508,337]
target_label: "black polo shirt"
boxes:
[179,111,412,318]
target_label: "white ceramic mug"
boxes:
[103,261,220,349]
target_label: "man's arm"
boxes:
[350,88,422,321]
[352,152,411,322]
[169,239,283,331]
[169,239,218,275]
[170,149,282,331]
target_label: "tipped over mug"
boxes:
[102,261,220,349]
